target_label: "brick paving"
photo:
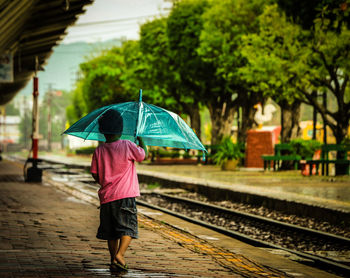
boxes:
[0,160,237,277]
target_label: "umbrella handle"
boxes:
[134,89,143,142]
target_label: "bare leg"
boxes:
[114,235,132,265]
[108,239,119,263]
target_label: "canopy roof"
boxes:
[0,0,93,105]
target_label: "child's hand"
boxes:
[137,137,148,157]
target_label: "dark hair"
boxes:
[98,109,123,134]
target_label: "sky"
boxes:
[14,0,172,97]
[62,0,172,44]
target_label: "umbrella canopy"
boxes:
[63,90,206,152]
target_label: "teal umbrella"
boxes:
[63,90,206,153]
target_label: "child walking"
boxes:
[90,110,147,271]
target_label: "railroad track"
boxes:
[10,156,350,276]
[138,192,350,276]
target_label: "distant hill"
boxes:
[18,39,123,96]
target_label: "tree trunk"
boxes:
[280,100,301,143]
[332,120,349,175]
[237,92,264,143]
[239,103,256,144]
[279,100,301,170]
[208,102,235,146]
[188,104,201,140]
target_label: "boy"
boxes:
[90,109,147,271]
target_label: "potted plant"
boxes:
[212,137,244,170]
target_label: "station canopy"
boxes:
[0,0,93,105]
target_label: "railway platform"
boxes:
[0,157,343,277]
[0,159,236,277]
[34,153,350,221]
[34,153,350,206]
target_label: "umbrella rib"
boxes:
[168,111,205,151]
[83,105,113,141]
[82,110,104,140]
[146,103,163,135]
[173,116,192,150]
[147,103,188,149]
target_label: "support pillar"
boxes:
[25,76,42,182]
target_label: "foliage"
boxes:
[199,0,267,86]
[239,4,306,142]
[289,139,322,159]
[147,183,161,190]
[240,4,307,103]
[277,0,350,30]
[166,0,214,138]
[183,150,192,159]
[295,3,350,143]
[66,81,88,125]
[18,110,31,147]
[240,3,350,144]
[79,47,137,112]
[75,146,96,155]
[198,0,270,143]
[156,148,181,158]
[137,18,182,111]
[212,137,244,165]
[342,136,350,145]
[65,0,350,146]
[39,90,71,143]
[5,103,19,115]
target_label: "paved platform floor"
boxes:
[33,153,350,212]
[1,159,296,278]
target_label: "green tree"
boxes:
[240,4,307,142]
[167,0,239,145]
[296,4,350,144]
[66,80,88,125]
[241,2,350,146]
[79,47,135,112]
[166,0,214,139]
[277,0,350,30]
[5,102,19,115]
[40,90,71,150]
[19,110,31,149]
[122,24,181,112]
[198,0,270,143]
[136,17,206,138]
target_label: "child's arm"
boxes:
[92,173,99,184]
[137,136,148,158]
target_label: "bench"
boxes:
[301,144,350,176]
[262,143,301,171]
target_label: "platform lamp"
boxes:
[24,56,43,182]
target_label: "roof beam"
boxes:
[20,19,77,39]
[0,0,36,51]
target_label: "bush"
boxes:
[342,136,350,145]
[212,137,244,166]
[289,139,322,159]
[156,148,180,158]
[183,151,192,159]
[75,146,96,155]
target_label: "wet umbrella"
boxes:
[63,90,206,154]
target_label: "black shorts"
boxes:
[97,197,138,240]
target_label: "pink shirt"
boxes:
[90,140,145,204]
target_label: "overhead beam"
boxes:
[20,19,77,39]
[0,0,35,51]
[0,0,94,105]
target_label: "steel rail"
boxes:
[12,156,350,276]
[139,193,350,276]
[156,192,350,246]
